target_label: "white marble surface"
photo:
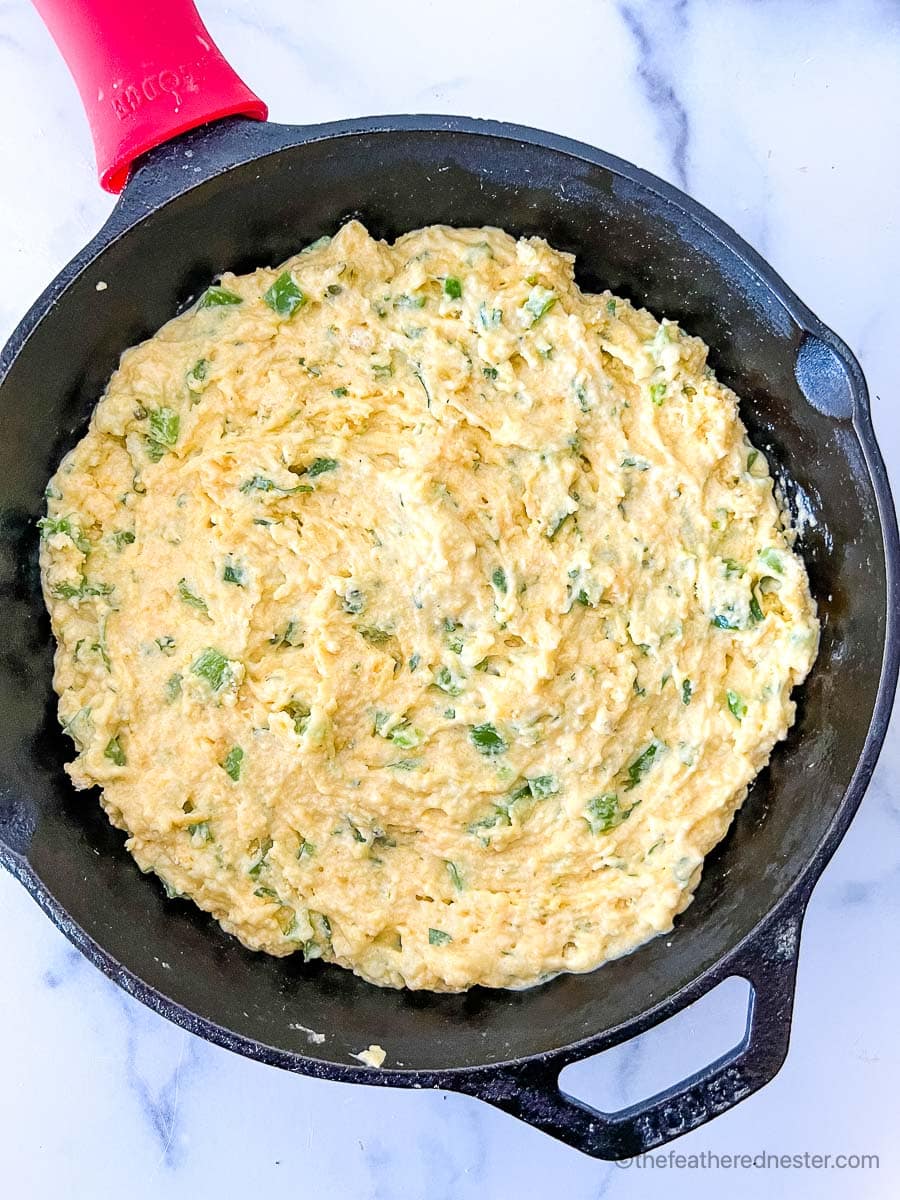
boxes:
[1,0,898,1195]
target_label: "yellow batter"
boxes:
[39,221,818,991]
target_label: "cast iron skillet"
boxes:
[1,0,897,1161]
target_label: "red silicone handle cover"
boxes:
[32,0,268,192]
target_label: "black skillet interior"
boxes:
[0,117,895,1086]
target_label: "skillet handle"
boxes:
[457,910,804,1159]
[32,0,267,193]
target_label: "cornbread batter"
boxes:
[39,221,818,991]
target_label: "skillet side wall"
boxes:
[0,124,887,1071]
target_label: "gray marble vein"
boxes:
[116,996,192,1170]
[617,0,692,188]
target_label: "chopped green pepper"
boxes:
[525,774,558,798]
[523,285,557,325]
[300,457,338,478]
[223,558,244,586]
[546,510,573,541]
[711,611,741,631]
[585,792,636,835]
[104,736,126,766]
[191,647,233,692]
[38,515,91,554]
[221,745,244,780]
[509,775,559,806]
[270,620,303,648]
[149,407,179,446]
[394,293,426,309]
[388,758,420,771]
[469,722,507,756]
[198,286,242,308]
[389,722,423,750]
[186,358,208,389]
[625,741,662,790]
[248,837,273,879]
[52,579,113,601]
[445,861,464,891]
[177,578,209,616]
[342,589,365,615]
[264,271,307,317]
[478,303,502,329]
[356,625,392,646]
[284,699,311,735]
[239,474,311,495]
[434,666,463,696]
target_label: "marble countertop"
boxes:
[1,1,898,1195]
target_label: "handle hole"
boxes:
[558,976,751,1113]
